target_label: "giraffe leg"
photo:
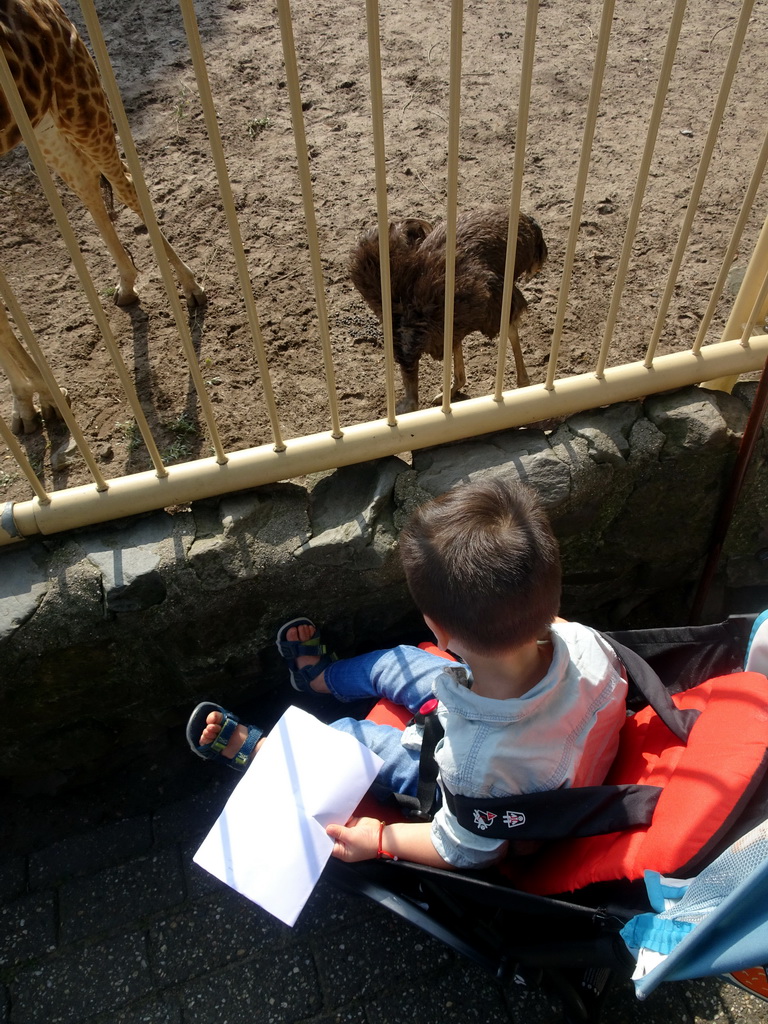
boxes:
[0,300,61,433]
[36,115,206,309]
[104,164,207,309]
[34,114,141,305]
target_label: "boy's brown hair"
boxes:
[399,477,561,653]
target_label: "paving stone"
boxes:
[176,944,322,1024]
[29,817,153,888]
[10,932,152,1024]
[59,848,185,944]
[93,998,182,1024]
[314,908,453,1008]
[682,976,730,1022]
[299,1007,368,1024]
[0,890,56,968]
[717,978,768,1021]
[5,744,768,1024]
[366,959,511,1024]
[148,888,286,985]
[0,858,25,901]
[291,878,380,938]
[601,975,691,1022]
[504,982,564,1024]
[180,842,223,902]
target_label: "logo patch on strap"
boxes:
[503,810,526,829]
[473,809,497,831]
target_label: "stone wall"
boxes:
[1,384,766,788]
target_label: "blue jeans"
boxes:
[324,645,450,798]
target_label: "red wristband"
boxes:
[377,820,398,861]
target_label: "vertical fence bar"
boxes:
[738,270,768,345]
[440,0,464,414]
[0,270,108,485]
[0,44,168,483]
[701,212,768,395]
[364,0,397,424]
[595,0,688,377]
[177,0,286,451]
[275,0,343,439]
[0,413,51,504]
[645,0,756,365]
[494,0,539,401]
[693,129,768,354]
[77,0,229,465]
[0,271,70,432]
[722,215,768,341]
[546,0,615,390]
[700,212,768,396]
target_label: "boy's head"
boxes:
[399,477,561,654]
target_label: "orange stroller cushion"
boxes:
[511,672,768,894]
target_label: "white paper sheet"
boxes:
[193,705,383,926]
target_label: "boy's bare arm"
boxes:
[326,816,456,869]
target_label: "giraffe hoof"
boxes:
[185,284,207,309]
[13,412,40,435]
[113,286,140,307]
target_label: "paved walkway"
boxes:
[2,726,768,1024]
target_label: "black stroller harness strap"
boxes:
[398,630,702,836]
[603,633,700,743]
[444,783,663,840]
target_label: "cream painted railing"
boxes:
[1,0,767,545]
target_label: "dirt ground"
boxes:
[2,0,767,506]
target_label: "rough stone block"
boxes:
[0,548,48,643]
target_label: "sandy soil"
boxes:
[2,0,767,505]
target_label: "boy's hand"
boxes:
[326,816,381,862]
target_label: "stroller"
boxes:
[324,612,768,1023]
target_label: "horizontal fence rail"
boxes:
[1,0,768,544]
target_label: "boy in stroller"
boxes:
[188,477,629,870]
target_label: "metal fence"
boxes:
[1,0,768,546]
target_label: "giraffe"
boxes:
[0,0,205,433]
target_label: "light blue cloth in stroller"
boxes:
[622,610,768,999]
[621,814,768,998]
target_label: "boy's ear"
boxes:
[423,615,451,651]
